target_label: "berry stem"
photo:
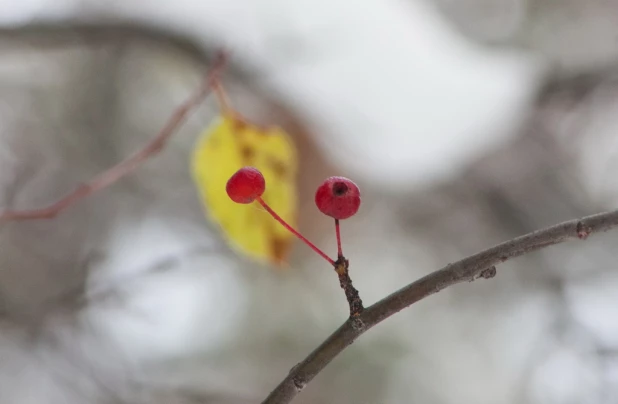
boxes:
[256,196,335,266]
[335,219,343,259]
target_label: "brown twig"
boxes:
[261,209,618,404]
[334,256,364,320]
[0,51,228,222]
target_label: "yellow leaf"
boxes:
[191,113,298,266]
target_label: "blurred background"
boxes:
[1,0,618,403]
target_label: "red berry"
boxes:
[315,176,360,220]
[226,166,265,204]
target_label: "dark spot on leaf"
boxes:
[269,159,287,179]
[271,237,290,264]
[241,146,255,163]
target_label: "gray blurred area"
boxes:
[1,1,618,403]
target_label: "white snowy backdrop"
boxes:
[0,0,617,403]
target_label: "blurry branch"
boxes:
[0,51,227,221]
[262,209,618,404]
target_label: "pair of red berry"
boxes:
[226,166,360,265]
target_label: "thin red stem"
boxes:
[335,219,343,259]
[256,196,335,266]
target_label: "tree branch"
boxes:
[0,51,227,221]
[261,209,618,404]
